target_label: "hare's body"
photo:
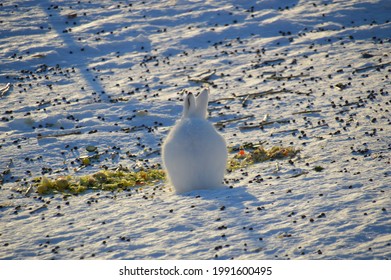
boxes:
[162,90,228,194]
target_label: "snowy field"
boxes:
[0,0,390,260]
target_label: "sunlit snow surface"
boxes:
[0,0,390,259]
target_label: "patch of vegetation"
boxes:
[35,168,165,195]
[33,142,299,195]
[227,143,300,172]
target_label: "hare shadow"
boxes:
[176,186,262,214]
[180,184,261,207]
[174,185,266,259]
[180,184,264,228]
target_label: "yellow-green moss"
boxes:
[35,168,166,195]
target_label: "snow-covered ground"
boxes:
[0,0,390,260]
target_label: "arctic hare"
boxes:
[162,89,228,194]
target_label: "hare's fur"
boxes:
[162,89,227,194]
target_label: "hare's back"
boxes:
[165,119,225,156]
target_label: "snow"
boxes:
[0,0,390,260]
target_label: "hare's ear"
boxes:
[183,93,196,118]
[195,88,209,119]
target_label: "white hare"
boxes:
[162,89,228,194]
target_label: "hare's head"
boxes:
[182,89,209,119]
